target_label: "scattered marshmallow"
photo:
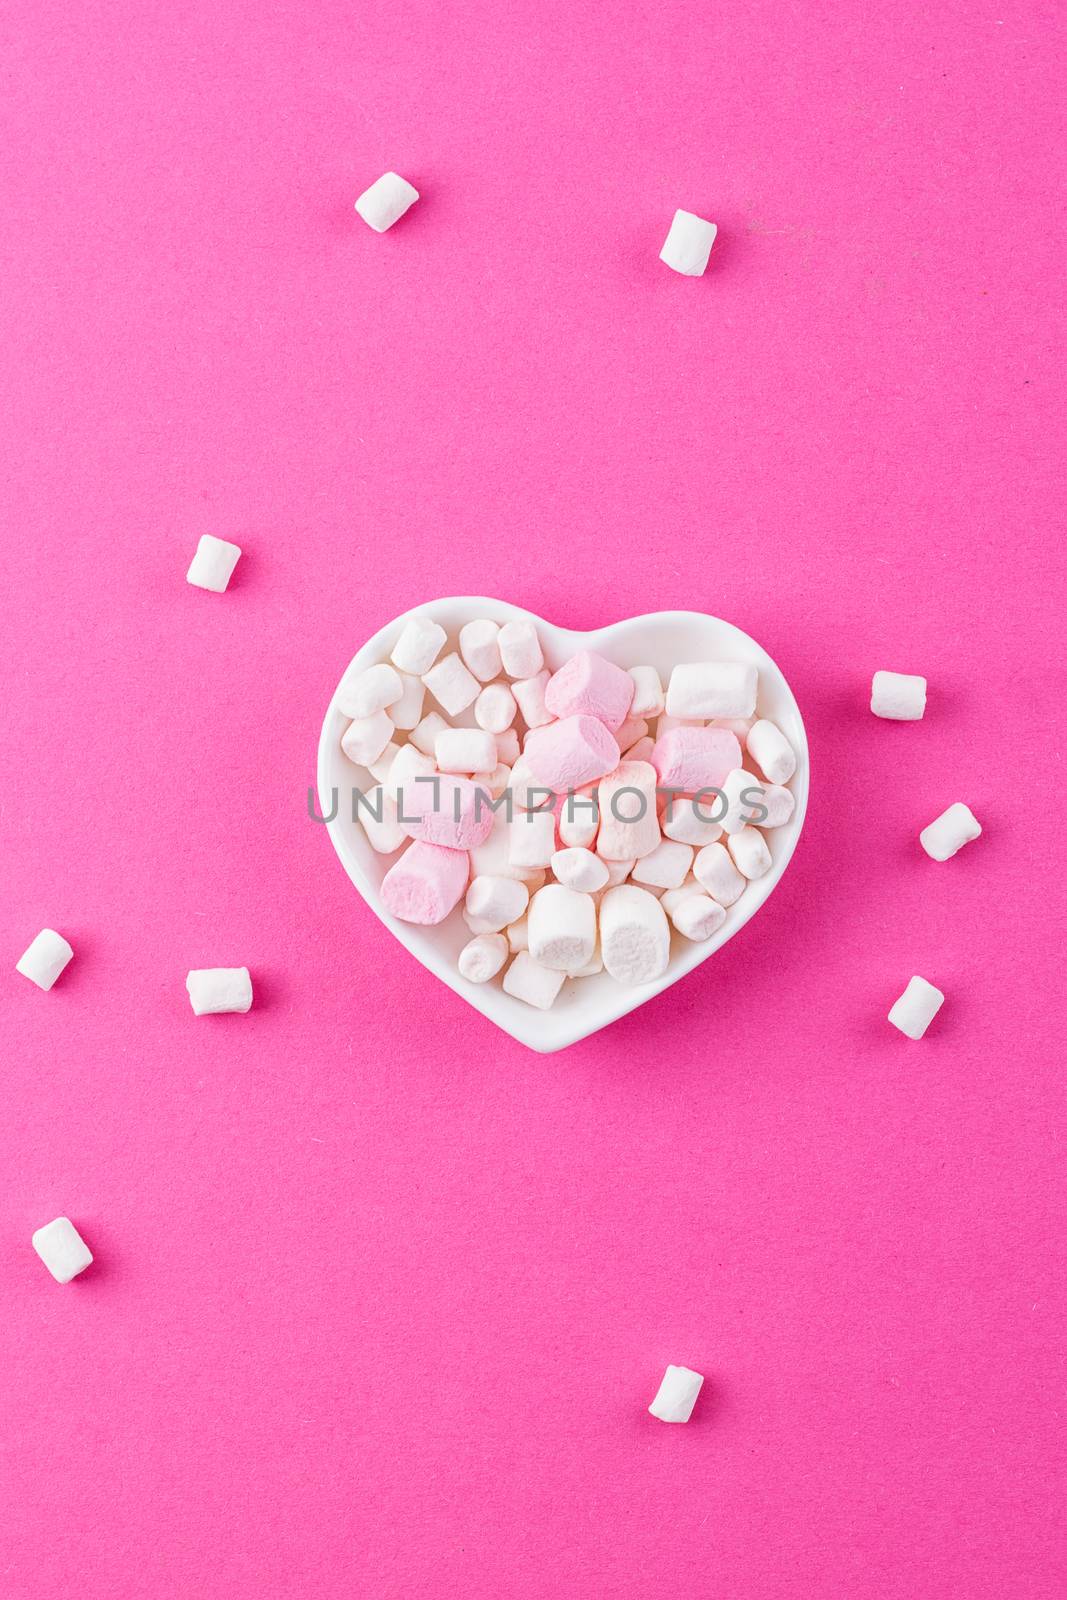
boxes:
[669,893,727,941]
[384,743,437,807]
[354,171,419,232]
[600,885,671,984]
[528,885,597,972]
[718,768,769,834]
[422,652,481,717]
[524,715,621,792]
[661,798,722,847]
[459,619,502,682]
[391,615,447,677]
[512,670,553,729]
[602,858,636,887]
[648,1364,704,1422]
[338,662,403,720]
[509,809,557,869]
[693,842,746,906]
[498,620,544,679]
[381,841,469,925]
[341,710,394,767]
[389,672,426,731]
[32,1217,93,1283]
[470,813,543,883]
[631,839,694,891]
[660,209,717,277]
[186,534,242,593]
[16,929,73,991]
[544,650,635,731]
[551,847,610,893]
[369,740,402,784]
[666,662,757,720]
[628,665,665,717]
[871,671,927,721]
[355,785,407,853]
[465,875,530,935]
[888,975,945,1039]
[474,682,517,735]
[409,710,450,756]
[435,727,498,774]
[558,789,600,848]
[726,826,772,880]
[186,967,253,1015]
[746,719,797,784]
[458,933,509,984]
[503,950,566,1009]
[919,803,981,862]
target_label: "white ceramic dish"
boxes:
[317,598,809,1052]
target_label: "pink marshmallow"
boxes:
[652,726,742,795]
[399,774,496,850]
[381,841,469,924]
[543,650,635,731]
[523,715,621,793]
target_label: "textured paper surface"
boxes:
[1,1,1064,1595]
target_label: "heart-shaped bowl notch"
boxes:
[318,598,809,1052]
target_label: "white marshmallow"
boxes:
[659,878,704,916]
[871,670,927,721]
[422,652,481,716]
[661,797,723,847]
[919,803,981,862]
[693,842,746,906]
[465,875,530,934]
[726,826,772,880]
[551,847,610,893]
[718,768,770,835]
[32,1217,93,1283]
[512,670,553,729]
[368,740,402,784]
[670,893,727,941]
[509,809,557,869]
[572,946,604,977]
[506,917,529,953]
[388,672,426,731]
[507,754,548,811]
[386,744,437,809]
[459,619,502,682]
[354,171,419,232]
[628,665,665,717]
[528,884,597,972]
[337,662,403,720]
[470,813,543,884]
[341,710,394,767]
[602,857,635,887]
[498,620,544,679]
[458,933,509,984]
[888,975,945,1039]
[666,661,758,719]
[503,951,565,1009]
[631,838,694,890]
[600,885,671,984]
[597,761,661,860]
[391,615,447,677]
[355,785,407,853]
[660,209,717,276]
[474,682,517,735]
[495,727,521,765]
[471,762,511,796]
[746,719,797,784]
[709,716,754,746]
[648,1364,704,1422]
[186,967,253,1015]
[186,534,242,593]
[558,789,600,848]
[409,710,450,757]
[16,928,74,991]
[435,727,497,774]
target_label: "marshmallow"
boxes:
[652,726,742,794]
[495,727,521,765]
[628,665,665,717]
[648,1364,704,1422]
[558,789,601,849]
[659,878,705,915]
[614,716,649,750]
[888,975,945,1039]
[718,768,771,835]
[16,929,73,991]
[524,715,621,792]
[32,1217,93,1283]
[186,967,253,1015]
[631,839,694,890]
[474,682,517,735]
[381,841,469,924]
[919,803,981,862]
[528,884,597,972]
[391,615,447,677]
[710,716,754,746]
[660,208,717,276]
[502,951,565,1010]
[544,650,635,731]
[656,715,703,736]
[459,619,502,682]
[422,652,481,716]
[458,933,508,984]
[509,809,557,869]
[385,743,438,807]
[409,710,450,756]
[470,813,544,883]
[368,740,402,784]
[596,761,661,860]
[354,171,419,232]
[435,727,498,774]
[512,670,553,729]
[669,893,727,941]
[746,719,796,785]
[186,534,242,593]
[337,662,403,720]
[600,885,671,984]
[400,774,495,850]
[354,785,407,853]
[506,917,529,952]
[693,842,746,906]
[661,798,722,847]
[726,826,772,880]
[498,620,544,679]
[471,762,511,796]
[388,672,426,731]
[624,735,656,764]
[871,670,927,721]
[603,858,635,886]
[666,662,757,719]
[465,875,530,934]
[341,710,394,767]
[551,847,610,893]
[508,754,548,811]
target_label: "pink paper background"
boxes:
[1,1,1064,1595]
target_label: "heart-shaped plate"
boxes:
[317,598,809,1052]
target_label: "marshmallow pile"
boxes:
[339,615,799,1010]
